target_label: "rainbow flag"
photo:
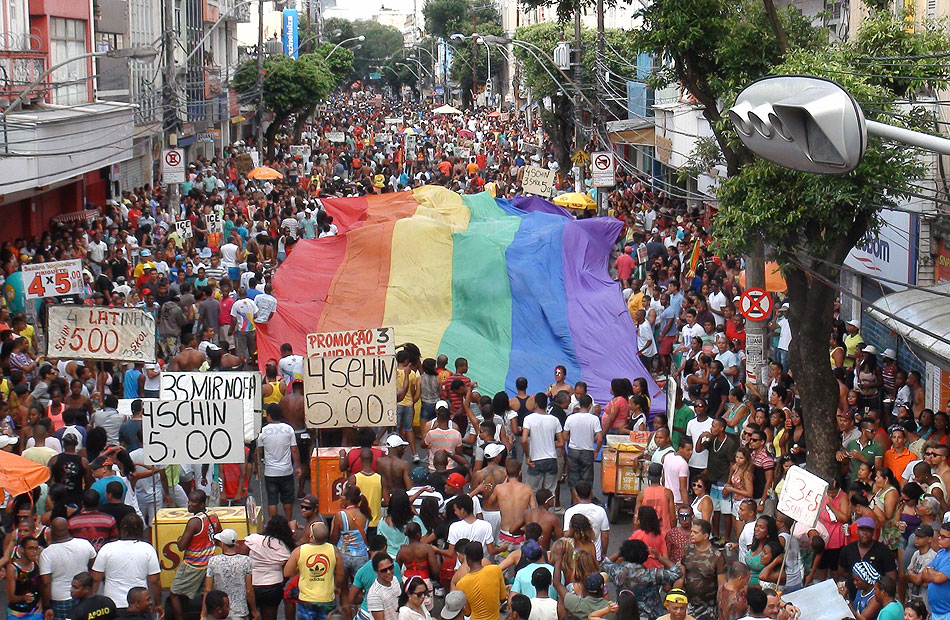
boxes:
[257,186,661,408]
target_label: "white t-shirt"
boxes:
[686,417,714,468]
[367,578,402,620]
[638,321,657,357]
[777,316,792,351]
[278,354,303,382]
[564,411,602,451]
[253,293,278,323]
[528,597,559,620]
[564,503,610,559]
[39,537,97,601]
[220,243,239,268]
[523,412,562,461]
[258,421,295,476]
[143,363,161,392]
[663,452,689,503]
[447,517,495,553]
[708,290,728,326]
[92,539,160,608]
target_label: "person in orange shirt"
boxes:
[466,157,479,177]
[438,158,452,178]
[884,424,916,479]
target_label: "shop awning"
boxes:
[866,281,950,369]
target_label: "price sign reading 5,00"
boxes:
[21,259,83,299]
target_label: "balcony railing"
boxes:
[0,50,47,101]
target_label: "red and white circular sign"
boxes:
[165,150,181,167]
[739,287,772,321]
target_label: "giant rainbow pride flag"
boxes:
[256,185,662,408]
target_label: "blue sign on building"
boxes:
[282,9,299,58]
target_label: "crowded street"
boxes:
[2,1,950,620]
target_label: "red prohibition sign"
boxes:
[165,151,181,167]
[594,154,610,170]
[739,287,772,321]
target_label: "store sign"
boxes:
[845,208,916,289]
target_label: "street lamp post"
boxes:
[325,35,366,61]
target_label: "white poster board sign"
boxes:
[306,327,394,357]
[455,147,471,160]
[48,306,155,362]
[174,219,193,239]
[289,145,311,160]
[160,371,263,442]
[521,165,556,197]
[22,259,84,299]
[781,579,853,620]
[142,399,245,466]
[205,212,224,234]
[327,131,346,143]
[303,355,397,428]
[777,465,828,527]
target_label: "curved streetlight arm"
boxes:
[396,62,423,81]
[483,40,574,103]
[408,45,437,62]
[485,35,596,109]
[325,35,366,60]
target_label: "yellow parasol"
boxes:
[246,166,284,180]
[553,192,597,211]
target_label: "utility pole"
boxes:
[573,5,583,186]
[163,0,181,217]
[472,9,478,108]
[255,0,265,157]
[595,0,606,215]
[745,240,768,396]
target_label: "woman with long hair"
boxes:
[856,350,884,412]
[628,395,648,432]
[395,523,438,612]
[918,409,936,440]
[871,467,902,551]
[419,359,440,423]
[784,409,807,465]
[724,387,749,436]
[723,447,753,542]
[330,484,370,580]
[629,505,667,568]
[396,575,431,620]
[602,378,632,434]
[830,330,846,371]
[568,513,597,559]
[690,477,714,523]
[933,411,950,445]
[244,515,295,620]
[814,477,850,582]
[378,490,424,558]
[549,537,575,585]
[745,516,781,586]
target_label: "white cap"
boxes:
[780,302,789,311]
[484,443,505,459]
[214,529,238,545]
[883,348,897,360]
[385,434,409,448]
[863,345,878,356]
[0,434,16,448]
[436,399,450,411]
[847,319,861,328]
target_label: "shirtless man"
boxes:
[280,379,309,497]
[471,443,508,544]
[170,334,206,370]
[546,365,573,400]
[508,378,535,461]
[493,460,536,549]
[378,435,413,501]
[521,489,563,550]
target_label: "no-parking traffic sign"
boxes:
[738,287,772,321]
[591,151,615,187]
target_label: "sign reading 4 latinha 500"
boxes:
[47,305,156,362]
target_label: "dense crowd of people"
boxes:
[0,88,944,620]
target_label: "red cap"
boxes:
[446,473,466,489]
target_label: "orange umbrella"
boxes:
[246,166,284,180]
[739,261,787,293]
[0,450,50,496]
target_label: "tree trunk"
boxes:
[784,263,840,482]
[293,106,314,143]
[264,113,288,161]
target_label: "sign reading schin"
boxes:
[282,9,298,59]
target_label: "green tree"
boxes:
[233,54,333,157]
[424,0,501,40]
[316,42,355,87]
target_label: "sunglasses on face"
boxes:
[379,565,394,573]
[678,513,692,519]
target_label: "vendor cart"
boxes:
[602,431,651,523]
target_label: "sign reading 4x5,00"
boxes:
[22,259,83,299]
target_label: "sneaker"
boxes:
[433,586,445,598]
[413,453,421,463]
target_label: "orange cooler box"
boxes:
[311,447,350,516]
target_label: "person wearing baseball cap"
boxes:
[550,556,610,619]
[206,529,253,620]
[839,517,897,599]
[441,590,467,620]
[424,399,463,472]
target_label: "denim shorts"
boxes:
[397,404,414,431]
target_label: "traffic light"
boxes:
[727,75,867,175]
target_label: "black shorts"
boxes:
[265,475,295,505]
[818,545,842,570]
[254,584,284,609]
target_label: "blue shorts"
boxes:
[710,483,725,512]
[297,601,334,620]
[227,266,240,282]
[397,404,414,431]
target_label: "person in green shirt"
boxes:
[874,576,903,620]
[671,388,695,449]
[840,419,884,481]
[552,551,611,619]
